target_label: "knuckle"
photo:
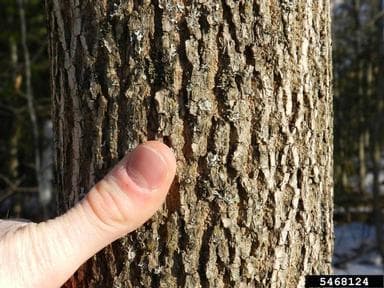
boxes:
[86,179,131,230]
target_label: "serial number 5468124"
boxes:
[306,274,383,287]
[319,276,369,287]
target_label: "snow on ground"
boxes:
[333,222,384,274]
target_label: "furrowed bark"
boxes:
[46,0,333,287]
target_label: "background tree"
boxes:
[371,0,384,261]
[0,0,53,220]
[46,0,333,287]
[333,0,384,264]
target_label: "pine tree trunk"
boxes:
[46,0,333,287]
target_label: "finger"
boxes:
[0,141,176,288]
[0,220,30,238]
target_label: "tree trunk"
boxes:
[358,131,367,194]
[46,0,333,287]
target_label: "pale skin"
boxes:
[0,141,177,288]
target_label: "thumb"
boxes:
[0,141,176,288]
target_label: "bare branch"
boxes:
[0,187,38,205]
[0,173,38,204]
[17,0,43,204]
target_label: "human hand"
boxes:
[0,141,176,288]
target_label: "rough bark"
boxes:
[46,0,333,287]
